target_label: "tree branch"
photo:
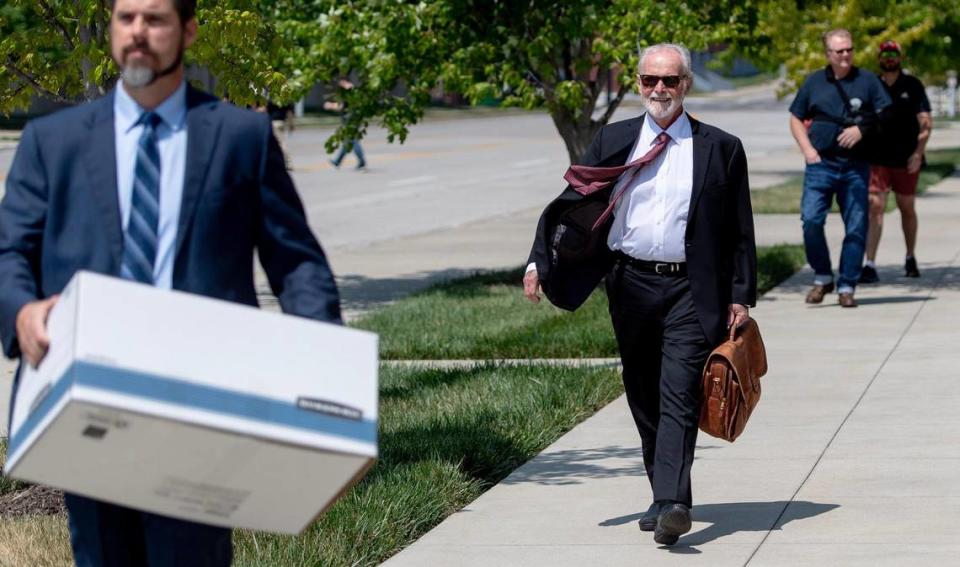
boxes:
[97,0,107,46]
[597,83,630,125]
[3,59,74,104]
[38,0,76,52]
[562,41,574,83]
[0,82,29,102]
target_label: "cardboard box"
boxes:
[4,271,378,534]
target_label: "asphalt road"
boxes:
[265,90,800,252]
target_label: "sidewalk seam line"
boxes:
[743,252,960,565]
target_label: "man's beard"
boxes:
[120,39,184,88]
[641,91,683,121]
[879,60,901,72]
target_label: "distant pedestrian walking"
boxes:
[859,40,932,283]
[789,28,891,308]
[325,80,367,170]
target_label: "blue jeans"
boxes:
[332,139,366,166]
[801,158,869,292]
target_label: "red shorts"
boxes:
[869,165,919,196]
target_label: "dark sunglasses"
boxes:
[830,47,854,55]
[880,50,900,58]
[639,74,683,88]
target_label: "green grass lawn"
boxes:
[355,244,806,360]
[0,439,27,497]
[752,147,959,214]
[353,266,615,360]
[233,363,623,567]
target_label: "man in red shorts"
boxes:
[861,40,932,282]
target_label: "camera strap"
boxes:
[830,75,856,120]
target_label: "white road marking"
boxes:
[387,175,437,188]
[512,158,551,168]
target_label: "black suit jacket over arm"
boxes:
[527,114,757,346]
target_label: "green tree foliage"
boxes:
[0,0,305,115]
[0,0,749,164]
[302,0,757,162]
[0,0,452,155]
[0,0,114,111]
[8,1,953,164]
[286,1,457,152]
[436,0,756,162]
[739,0,960,93]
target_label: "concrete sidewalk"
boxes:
[384,176,960,566]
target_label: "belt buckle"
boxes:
[654,262,672,274]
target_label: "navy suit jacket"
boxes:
[0,86,341,360]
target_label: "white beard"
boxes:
[641,92,682,121]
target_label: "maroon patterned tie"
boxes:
[563,131,671,230]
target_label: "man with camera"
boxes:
[789,28,891,308]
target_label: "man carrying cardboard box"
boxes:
[0,0,342,564]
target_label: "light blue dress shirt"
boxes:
[114,81,188,290]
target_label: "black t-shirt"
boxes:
[872,73,931,167]
[789,66,891,161]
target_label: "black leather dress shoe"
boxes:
[638,502,659,532]
[654,503,692,546]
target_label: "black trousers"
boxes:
[606,263,712,506]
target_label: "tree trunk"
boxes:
[550,78,631,164]
[550,110,602,164]
[79,23,101,102]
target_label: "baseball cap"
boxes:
[878,40,901,56]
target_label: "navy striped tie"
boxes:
[121,112,162,284]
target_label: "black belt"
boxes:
[614,251,687,276]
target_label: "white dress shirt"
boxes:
[607,113,693,262]
[114,81,188,290]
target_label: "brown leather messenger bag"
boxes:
[699,318,768,442]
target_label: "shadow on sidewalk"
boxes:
[599,500,839,550]
[503,446,646,486]
[853,296,933,306]
[502,445,722,486]
[767,265,960,297]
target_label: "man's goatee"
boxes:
[122,66,155,88]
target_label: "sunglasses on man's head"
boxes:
[639,74,683,88]
[830,47,854,55]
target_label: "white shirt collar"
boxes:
[641,111,692,147]
[114,80,188,133]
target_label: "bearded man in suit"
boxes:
[0,0,340,564]
[524,43,756,546]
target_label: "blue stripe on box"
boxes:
[9,361,376,460]
[8,366,76,459]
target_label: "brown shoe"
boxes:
[838,292,857,308]
[805,282,835,304]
